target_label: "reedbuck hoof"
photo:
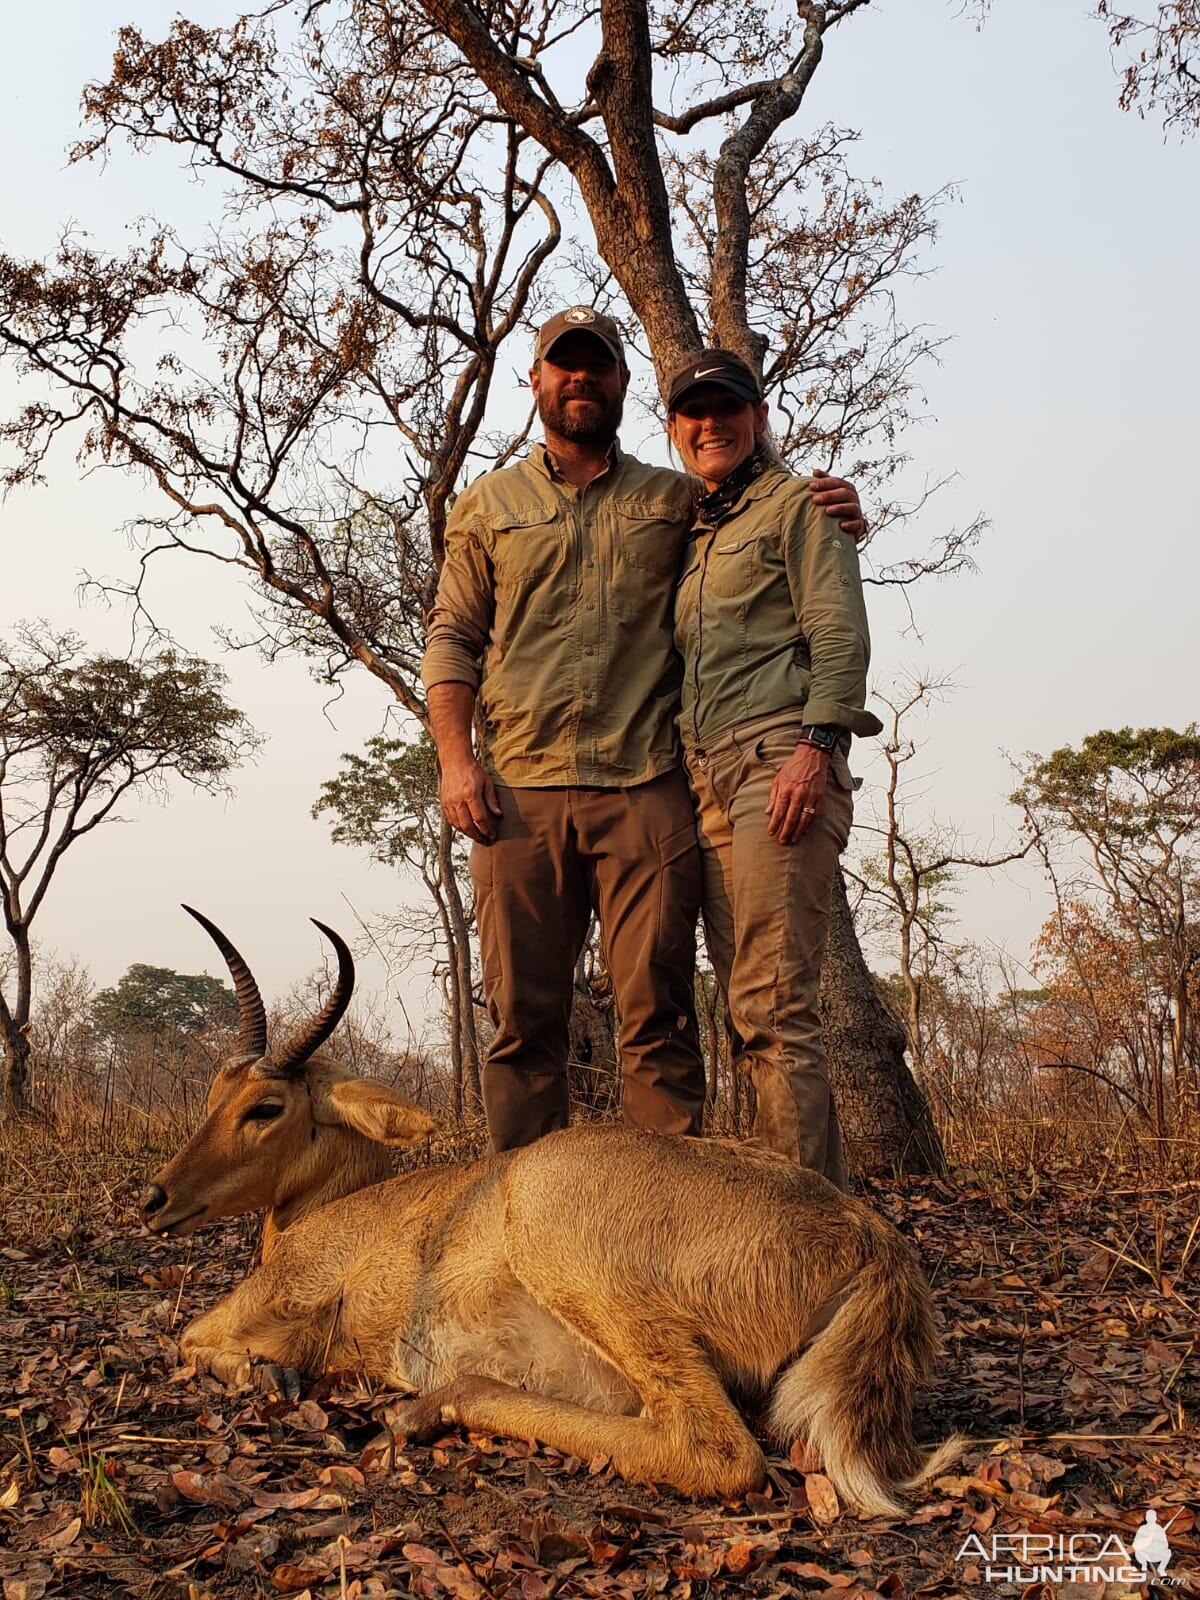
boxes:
[254,1362,303,1403]
[391,1385,463,1444]
[186,1343,303,1400]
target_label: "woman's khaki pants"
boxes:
[685,712,854,1190]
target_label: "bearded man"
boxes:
[421,307,864,1151]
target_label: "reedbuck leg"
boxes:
[179,1269,325,1395]
[402,1312,767,1501]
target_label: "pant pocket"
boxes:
[469,838,493,887]
[751,724,807,773]
[828,749,856,792]
[823,771,855,852]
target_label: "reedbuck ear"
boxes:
[323,1079,437,1147]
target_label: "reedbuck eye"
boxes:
[243,1102,285,1124]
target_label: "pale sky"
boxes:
[1,1,1197,1032]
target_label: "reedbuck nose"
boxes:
[142,1184,168,1219]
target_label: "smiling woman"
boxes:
[666,350,883,1189]
[668,376,768,491]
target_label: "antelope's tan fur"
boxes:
[147,1066,955,1513]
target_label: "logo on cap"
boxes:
[563,307,596,324]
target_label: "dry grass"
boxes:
[936,1098,1200,1187]
[4,1084,1198,1275]
[1,1100,172,1240]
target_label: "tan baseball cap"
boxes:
[534,306,625,365]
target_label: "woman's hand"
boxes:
[810,468,867,543]
[766,743,830,844]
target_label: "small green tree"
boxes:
[1013,726,1200,1132]
[92,964,237,1047]
[316,731,481,1115]
[0,625,258,1117]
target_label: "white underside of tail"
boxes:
[770,1355,963,1519]
[770,1355,905,1517]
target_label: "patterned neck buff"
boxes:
[694,445,771,527]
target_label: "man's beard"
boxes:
[538,384,624,444]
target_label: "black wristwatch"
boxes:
[797,724,842,754]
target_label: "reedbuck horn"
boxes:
[182,903,268,1059]
[261,920,355,1079]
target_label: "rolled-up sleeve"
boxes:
[784,494,884,738]
[420,488,494,692]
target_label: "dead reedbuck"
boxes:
[143,912,955,1514]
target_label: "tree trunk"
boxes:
[426,862,465,1118]
[0,917,35,1119]
[442,954,465,1121]
[904,967,925,1083]
[569,936,619,1119]
[438,820,482,1114]
[695,969,722,1110]
[1,1013,32,1118]
[820,870,944,1174]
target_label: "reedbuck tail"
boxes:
[769,1221,960,1517]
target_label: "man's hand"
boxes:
[440,755,502,844]
[810,468,867,543]
[766,743,830,844]
[428,682,501,844]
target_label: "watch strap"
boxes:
[797,724,841,753]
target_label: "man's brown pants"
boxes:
[471,769,706,1151]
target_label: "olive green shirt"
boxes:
[673,467,883,749]
[421,444,693,786]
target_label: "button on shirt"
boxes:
[421,444,693,786]
[673,467,884,749]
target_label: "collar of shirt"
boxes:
[694,455,790,533]
[533,438,624,484]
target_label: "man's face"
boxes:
[531,332,628,445]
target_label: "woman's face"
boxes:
[668,386,768,490]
